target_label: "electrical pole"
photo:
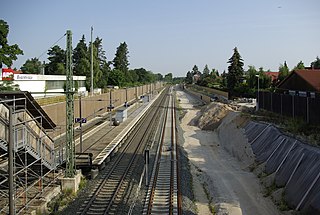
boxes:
[91,26,94,96]
[65,30,76,178]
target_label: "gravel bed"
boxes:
[177,111,198,215]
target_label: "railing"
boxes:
[0,103,55,169]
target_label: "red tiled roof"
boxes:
[295,69,320,91]
[265,72,279,82]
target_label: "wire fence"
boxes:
[258,91,320,124]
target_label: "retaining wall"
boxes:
[245,121,320,214]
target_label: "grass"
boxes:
[263,182,277,197]
[247,109,320,146]
[47,188,76,214]
[47,177,87,214]
[202,182,216,214]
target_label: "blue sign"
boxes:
[75,118,87,123]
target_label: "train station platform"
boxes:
[70,92,160,169]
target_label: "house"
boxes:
[265,72,279,84]
[277,69,320,96]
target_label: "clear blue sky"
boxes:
[2,0,320,77]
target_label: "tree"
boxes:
[191,65,199,75]
[155,73,163,82]
[278,61,289,82]
[185,71,193,84]
[203,64,210,76]
[132,68,154,84]
[226,47,244,91]
[108,69,125,87]
[21,57,42,74]
[73,35,89,76]
[311,57,320,69]
[45,45,65,75]
[293,61,305,70]
[164,73,173,82]
[113,42,129,74]
[0,19,23,68]
[246,65,257,89]
[92,37,108,88]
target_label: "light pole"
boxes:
[125,87,128,107]
[79,93,83,153]
[256,74,260,111]
[90,26,93,96]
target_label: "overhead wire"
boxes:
[37,33,67,60]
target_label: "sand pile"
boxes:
[198,101,254,167]
[197,102,231,130]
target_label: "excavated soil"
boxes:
[177,89,281,215]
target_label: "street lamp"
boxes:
[256,74,260,111]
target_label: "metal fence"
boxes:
[258,91,320,124]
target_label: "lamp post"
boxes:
[125,87,128,108]
[79,93,83,152]
[256,74,260,111]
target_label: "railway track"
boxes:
[143,87,181,215]
[75,87,169,215]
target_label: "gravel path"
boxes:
[177,89,281,215]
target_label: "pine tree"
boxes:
[73,35,89,76]
[226,47,244,91]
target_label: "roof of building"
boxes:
[277,69,320,92]
[265,72,279,81]
[0,91,56,129]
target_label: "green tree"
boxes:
[21,57,42,74]
[164,73,173,82]
[92,37,108,88]
[246,65,257,89]
[293,61,305,70]
[192,65,199,75]
[311,57,320,69]
[257,67,272,89]
[133,68,155,84]
[221,70,227,88]
[278,61,289,82]
[203,64,210,76]
[0,19,23,68]
[73,35,89,76]
[185,71,193,84]
[226,47,244,91]
[113,42,129,83]
[155,73,163,82]
[45,45,65,75]
[108,69,125,87]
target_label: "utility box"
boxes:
[115,107,127,123]
[142,95,149,103]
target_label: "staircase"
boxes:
[0,104,56,171]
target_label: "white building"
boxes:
[12,74,87,98]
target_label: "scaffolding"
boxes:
[0,92,57,214]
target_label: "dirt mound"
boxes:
[198,102,231,130]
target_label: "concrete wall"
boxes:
[184,87,211,104]
[43,82,163,138]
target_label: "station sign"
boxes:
[75,118,87,123]
[2,68,14,81]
